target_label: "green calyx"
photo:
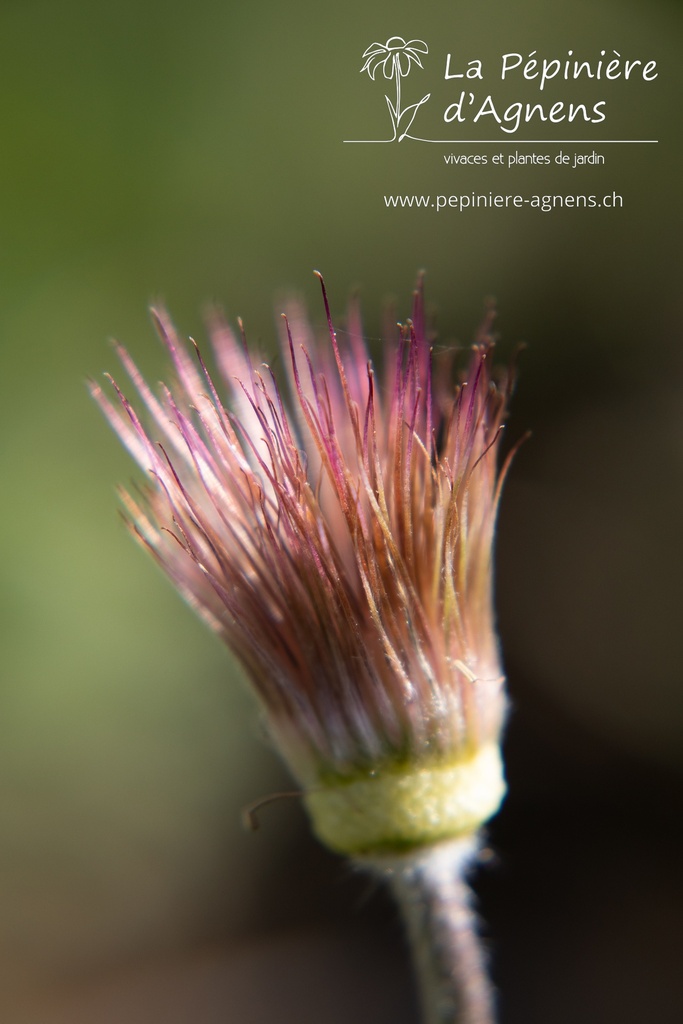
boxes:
[304,743,506,856]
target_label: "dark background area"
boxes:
[0,0,681,1020]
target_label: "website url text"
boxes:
[384,192,623,212]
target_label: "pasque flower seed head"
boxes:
[92,275,517,856]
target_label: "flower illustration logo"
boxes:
[360,37,430,141]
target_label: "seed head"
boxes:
[92,275,517,854]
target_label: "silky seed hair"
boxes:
[91,275,516,786]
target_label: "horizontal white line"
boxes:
[343,139,658,144]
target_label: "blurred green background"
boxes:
[1,0,682,1021]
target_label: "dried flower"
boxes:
[92,275,516,857]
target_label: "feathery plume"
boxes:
[91,274,516,858]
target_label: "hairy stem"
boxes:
[370,835,495,1024]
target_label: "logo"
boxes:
[359,37,431,142]
[346,39,659,144]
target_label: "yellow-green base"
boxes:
[304,743,506,856]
